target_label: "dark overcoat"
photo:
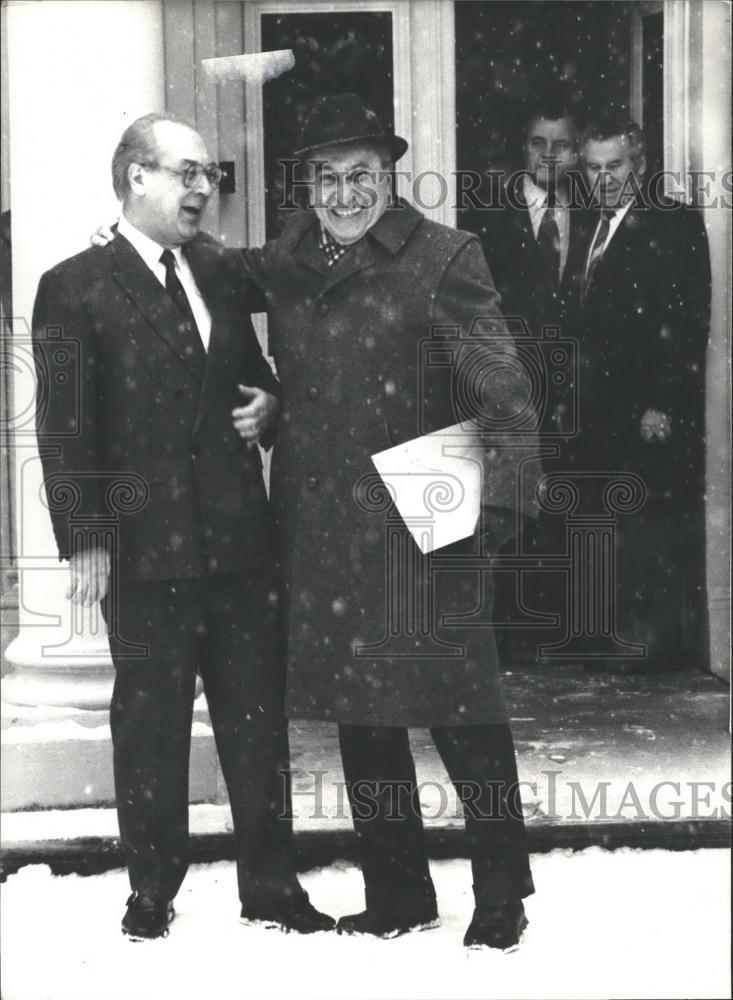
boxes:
[242,201,540,727]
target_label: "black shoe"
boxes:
[240,892,335,934]
[121,891,175,941]
[463,900,528,952]
[337,905,440,939]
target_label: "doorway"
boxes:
[241,2,418,247]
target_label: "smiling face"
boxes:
[582,135,646,209]
[308,141,392,246]
[126,120,213,247]
[524,116,578,192]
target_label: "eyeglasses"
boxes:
[143,160,223,189]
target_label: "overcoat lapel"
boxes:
[290,200,421,296]
[110,234,206,382]
[318,238,375,296]
[290,222,376,295]
[289,216,376,363]
[286,202,423,359]
[290,221,333,280]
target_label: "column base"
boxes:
[3,612,114,709]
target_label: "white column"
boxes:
[408,0,456,228]
[4,0,165,708]
[697,1,731,683]
[659,0,730,683]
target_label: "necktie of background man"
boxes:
[536,204,561,289]
[583,209,615,303]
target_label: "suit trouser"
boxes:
[338,723,535,914]
[104,572,301,907]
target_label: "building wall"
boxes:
[694,0,732,681]
[0,0,729,813]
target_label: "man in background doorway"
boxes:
[575,114,711,670]
[472,101,588,366]
[463,101,592,665]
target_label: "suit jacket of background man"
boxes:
[577,196,711,503]
[460,176,593,440]
[32,232,280,582]
[462,175,591,334]
[238,200,542,728]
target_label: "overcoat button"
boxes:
[318,303,329,315]
[307,476,317,488]
[308,387,319,399]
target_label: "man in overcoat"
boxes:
[33,113,334,939]
[234,94,541,949]
[575,115,711,668]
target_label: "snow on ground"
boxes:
[1,848,729,1000]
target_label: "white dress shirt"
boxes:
[117,215,212,351]
[522,175,571,279]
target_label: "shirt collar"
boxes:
[318,225,349,267]
[118,214,184,271]
[318,225,337,250]
[522,175,569,210]
[596,200,633,226]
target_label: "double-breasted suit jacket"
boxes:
[240,201,541,728]
[33,232,280,581]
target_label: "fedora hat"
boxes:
[294,93,408,162]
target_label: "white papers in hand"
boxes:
[371,422,483,554]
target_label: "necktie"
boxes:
[536,206,561,288]
[583,209,615,300]
[160,249,201,339]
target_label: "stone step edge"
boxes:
[1,819,729,881]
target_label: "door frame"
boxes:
[242,1,414,248]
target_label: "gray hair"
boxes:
[579,116,647,171]
[111,112,194,201]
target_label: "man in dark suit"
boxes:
[575,115,711,668]
[232,94,540,951]
[462,103,592,661]
[33,113,334,940]
[465,101,588,381]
